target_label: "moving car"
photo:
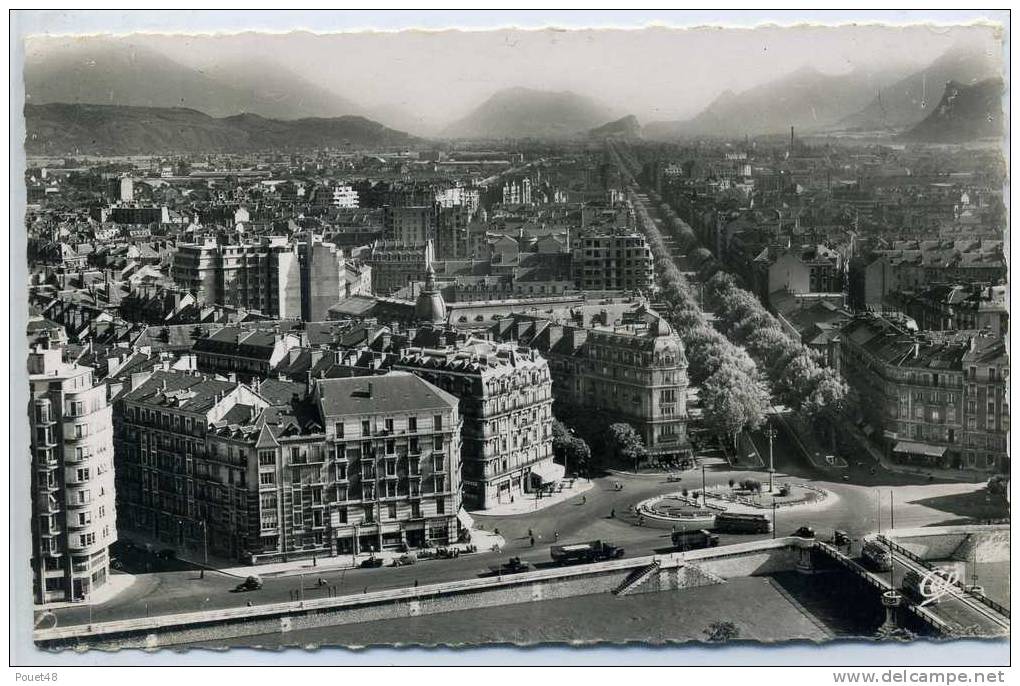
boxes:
[491,557,530,575]
[359,555,384,569]
[671,528,719,550]
[234,575,263,592]
[793,526,816,539]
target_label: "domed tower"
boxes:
[415,239,447,324]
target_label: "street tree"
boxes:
[700,367,769,448]
[606,423,648,472]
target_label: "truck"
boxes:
[671,528,719,551]
[550,540,625,565]
[713,512,772,534]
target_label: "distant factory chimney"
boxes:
[790,126,795,152]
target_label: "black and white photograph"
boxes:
[9,9,1011,671]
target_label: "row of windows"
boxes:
[334,414,442,437]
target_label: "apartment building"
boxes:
[490,307,690,464]
[383,205,436,246]
[571,231,654,292]
[29,344,117,604]
[115,370,462,564]
[393,342,556,509]
[171,236,347,321]
[839,315,1008,472]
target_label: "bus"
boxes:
[713,512,772,534]
[862,540,893,572]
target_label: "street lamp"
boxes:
[701,463,707,508]
[764,423,777,494]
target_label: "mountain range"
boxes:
[644,66,906,139]
[643,44,1000,140]
[442,87,617,139]
[838,45,1000,132]
[24,38,362,122]
[24,103,414,155]
[23,40,1003,145]
[901,78,1004,143]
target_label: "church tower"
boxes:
[414,239,447,324]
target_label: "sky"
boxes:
[25,23,1003,133]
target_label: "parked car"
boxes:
[793,526,815,539]
[234,575,262,592]
[833,530,851,547]
[359,555,384,569]
[392,553,417,567]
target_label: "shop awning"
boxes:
[529,460,566,485]
[457,508,474,531]
[893,441,947,458]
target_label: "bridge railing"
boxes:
[876,535,1010,619]
[814,541,957,637]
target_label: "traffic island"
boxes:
[634,482,836,529]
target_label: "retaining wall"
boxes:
[39,538,816,650]
[889,525,1010,563]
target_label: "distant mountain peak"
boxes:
[901,77,1003,143]
[589,114,642,139]
[442,87,616,140]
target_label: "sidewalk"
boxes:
[38,574,136,612]
[469,478,594,517]
[840,420,990,484]
[606,455,728,478]
[121,528,506,580]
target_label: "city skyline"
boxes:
[13,13,1009,667]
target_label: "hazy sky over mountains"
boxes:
[26,24,1002,131]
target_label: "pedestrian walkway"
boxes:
[841,420,989,484]
[469,478,594,517]
[120,528,506,580]
[37,574,136,611]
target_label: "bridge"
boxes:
[34,527,1007,649]
[812,526,1009,638]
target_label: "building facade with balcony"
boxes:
[115,370,462,564]
[29,345,117,604]
[838,315,1008,472]
[571,230,654,292]
[490,307,690,464]
[392,342,556,510]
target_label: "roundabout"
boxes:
[634,481,835,529]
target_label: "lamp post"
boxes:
[199,519,208,579]
[764,423,777,494]
[701,464,707,508]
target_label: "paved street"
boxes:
[44,437,998,630]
